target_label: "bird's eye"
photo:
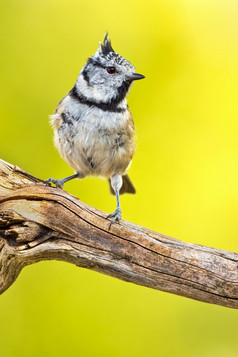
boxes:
[107,66,116,74]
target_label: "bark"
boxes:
[0,158,237,308]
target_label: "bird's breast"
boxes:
[53,102,135,178]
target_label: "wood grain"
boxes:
[0,159,237,308]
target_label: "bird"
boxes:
[46,33,145,228]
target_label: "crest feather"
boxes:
[99,33,114,55]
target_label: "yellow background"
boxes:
[1,0,238,356]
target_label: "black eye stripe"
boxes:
[86,58,118,73]
[81,68,90,84]
[86,57,105,69]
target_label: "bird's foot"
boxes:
[107,207,122,229]
[45,178,64,189]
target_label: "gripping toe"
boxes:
[45,178,64,189]
[107,208,122,229]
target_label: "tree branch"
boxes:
[0,159,237,308]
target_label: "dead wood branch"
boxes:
[0,159,237,308]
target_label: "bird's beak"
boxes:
[129,73,145,81]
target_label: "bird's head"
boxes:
[75,33,145,107]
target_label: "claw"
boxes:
[45,178,64,189]
[107,207,122,229]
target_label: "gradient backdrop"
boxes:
[1,0,238,356]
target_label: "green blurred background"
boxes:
[1,0,238,356]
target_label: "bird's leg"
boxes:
[107,174,122,228]
[45,172,84,189]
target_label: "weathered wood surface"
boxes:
[0,158,237,308]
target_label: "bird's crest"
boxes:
[99,33,115,56]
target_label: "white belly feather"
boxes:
[52,97,135,178]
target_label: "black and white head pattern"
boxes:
[74,33,136,108]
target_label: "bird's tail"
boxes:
[108,174,136,195]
